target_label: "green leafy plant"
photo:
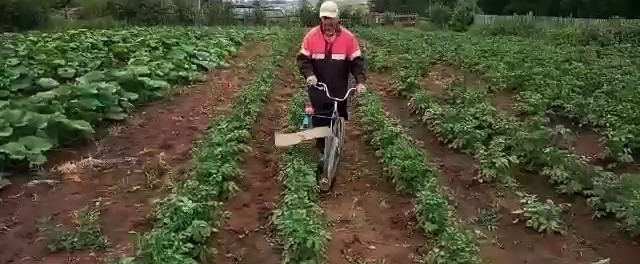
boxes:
[471,205,502,231]
[356,91,482,263]
[38,205,109,252]
[129,28,299,264]
[0,27,245,166]
[272,57,329,264]
[512,193,569,234]
[359,27,640,238]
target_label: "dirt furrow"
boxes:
[211,51,299,264]
[0,43,270,264]
[417,64,640,263]
[366,72,621,264]
[321,106,425,263]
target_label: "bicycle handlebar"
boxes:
[311,82,356,102]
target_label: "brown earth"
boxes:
[321,107,427,264]
[422,63,484,100]
[367,72,640,264]
[212,47,429,264]
[210,48,300,264]
[0,43,270,264]
[545,114,608,164]
[426,63,609,166]
[487,78,609,165]
[448,65,640,264]
[493,90,517,113]
[513,170,640,264]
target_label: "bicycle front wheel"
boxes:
[321,117,345,191]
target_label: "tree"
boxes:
[449,0,481,31]
[427,2,452,29]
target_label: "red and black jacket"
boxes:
[296,25,366,104]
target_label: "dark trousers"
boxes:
[311,100,348,155]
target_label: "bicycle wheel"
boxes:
[320,116,344,192]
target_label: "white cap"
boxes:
[319,1,339,18]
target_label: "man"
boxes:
[296,0,366,175]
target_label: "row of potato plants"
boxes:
[398,63,570,234]
[120,28,294,264]
[355,91,485,264]
[360,30,640,237]
[364,28,640,164]
[360,35,568,234]
[0,27,249,167]
[273,89,329,264]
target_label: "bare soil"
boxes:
[322,117,426,263]
[422,63,484,100]
[0,43,270,264]
[493,90,517,113]
[547,114,608,163]
[367,72,640,264]
[492,84,608,164]
[210,50,299,264]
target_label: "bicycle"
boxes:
[301,82,357,192]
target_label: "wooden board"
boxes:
[274,127,332,147]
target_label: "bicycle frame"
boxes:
[304,82,356,191]
[303,83,356,125]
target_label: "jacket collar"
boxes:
[320,24,342,36]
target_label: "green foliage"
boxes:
[342,7,371,28]
[38,205,109,252]
[73,0,109,19]
[273,46,329,264]
[0,0,52,32]
[449,0,481,32]
[0,27,244,167]
[297,0,319,27]
[1,0,240,31]
[202,2,237,26]
[130,28,296,264]
[513,193,569,234]
[106,0,202,25]
[369,0,429,15]
[240,2,267,26]
[427,3,452,29]
[471,205,501,231]
[470,19,539,37]
[355,91,482,263]
[473,18,640,47]
[359,27,640,237]
[275,146,330,264]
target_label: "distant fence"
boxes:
[264,12,420,27]
[474,14,640,28]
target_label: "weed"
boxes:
[472,204,501,231]
[512,193,569,234]
[38,204,109,252]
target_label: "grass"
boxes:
[38,205,109,252]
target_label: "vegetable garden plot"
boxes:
[354,91,484,264]
[127,29,291,264]
[363,67,607,264]
[0,30,269,264]
[368,28,640,166]
[360,29,640,264]
[320,104,426,263]
[0,27,246,168]
[278,59,428,263]
[211,28,303,263]
[274,91,329,264]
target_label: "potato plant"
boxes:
[272,55,330,264]
[360,28,640,237]
[355,91,483,264]
[129,28,297,264]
